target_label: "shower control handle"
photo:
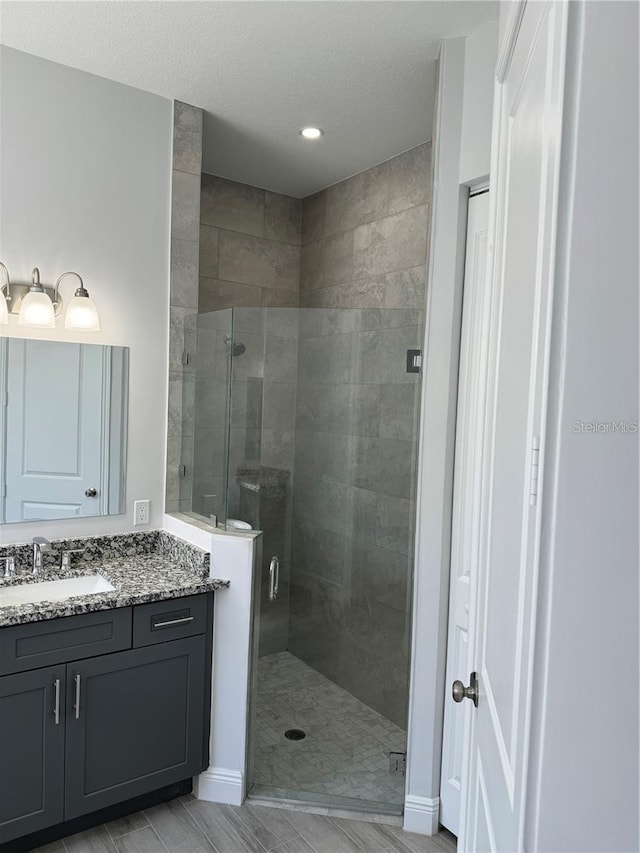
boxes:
[269,556,280,602]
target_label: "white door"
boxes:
[3,339,107,521]
[458,3,568,850]
[440,190,490,835]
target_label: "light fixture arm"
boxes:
[54,271,87,307]
[0,262,12,304]
[31,267,44,291]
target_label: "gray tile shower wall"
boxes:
[289,311,423,727]
[288,145,431,727]
[199,176,302,311]
[300,143,430,310]
[167,101,203,514]
[228,309,299,657]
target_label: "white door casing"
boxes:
[3,339,108,522]
[440,190,490,835]
[459,3,568,851]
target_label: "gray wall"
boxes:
[194,175,302,657]
[288,310,423,727]
[166,101,203,514]
[189,146,431,723]
[289,145,430,726]
[300,144,430,310]
[227,308,299,658]
[199,176,301,311]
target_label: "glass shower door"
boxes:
[245,307,424,814]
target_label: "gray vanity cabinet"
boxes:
[0,664,66,841]
[0,593,213,845]
[64,636,206,818]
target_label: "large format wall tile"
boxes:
[353,437,416,499]
[301,190,327,245]
[300,231,354,291]
[265,191,302,245]
[219,231,300,291]
[262,288,299,308]
[325,143,431,239]
[171,169,201,242]
[295,383,380,437]
[199,276,263,312]
[201,174,265,236]
[352,204,429,279]
[173,101,203,175]
[170,239,200,309]
[199,224,219,279]
[383,265,427,309]
[167,102,203,515]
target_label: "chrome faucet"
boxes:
[32,536,52,575]
[0,556,15,579]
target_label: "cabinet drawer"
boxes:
[133,594,209,647]
[0,608,132,676]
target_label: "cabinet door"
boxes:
[0,665,66,843]
[64,636,206,819]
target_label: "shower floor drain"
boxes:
[284,729,306,741]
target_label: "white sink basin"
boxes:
[0,574,115,608]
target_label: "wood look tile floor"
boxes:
[36,797,457,853]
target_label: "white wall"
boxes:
[406,37,466,836]
[406,14,497,833]
[0,46,172,545]
[459,20,498,185]
[164,513,256,807]
[526,2,639,850]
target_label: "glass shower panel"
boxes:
[188,306,423,814]
[248,307,424,815]
[191,309,233,528]
[227,308,298,657]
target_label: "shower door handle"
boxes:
[269,556,279,602]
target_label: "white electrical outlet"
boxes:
[133,499,150,526]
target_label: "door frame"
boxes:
[404,36,473,835]
[439,189,491,835]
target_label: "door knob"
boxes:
[84,488,97,498]
[452,671,478,707]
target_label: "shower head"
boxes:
[224,336,246,357]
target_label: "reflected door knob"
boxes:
[85,488,98,498]
[452,672,479,707]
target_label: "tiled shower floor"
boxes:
[252,651,407,811]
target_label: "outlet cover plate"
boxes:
[134,500,150,526]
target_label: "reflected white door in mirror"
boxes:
[0,338,129,524]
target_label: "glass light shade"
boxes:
[0,291,8,324]
[64,295,100,331]
[18,290,55,328]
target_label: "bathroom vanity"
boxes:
[0,531,228,848]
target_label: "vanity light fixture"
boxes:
[18,268,55,328]
[55,272,100,331]
[299,127,324,140]
[0,263,101,331]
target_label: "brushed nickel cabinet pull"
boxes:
[74,674,81,719]
[152,616,194,629]
[54,678,61,725]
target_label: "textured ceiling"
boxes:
[0,1,498,197]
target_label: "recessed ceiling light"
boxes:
[299,127,324,140]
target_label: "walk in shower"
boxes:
[190,305,424,814]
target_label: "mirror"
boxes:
[0,338,129,523]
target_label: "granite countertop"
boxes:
[0,531,229,628]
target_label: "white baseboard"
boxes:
[194,767,245,806]
[403,794,440,836]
